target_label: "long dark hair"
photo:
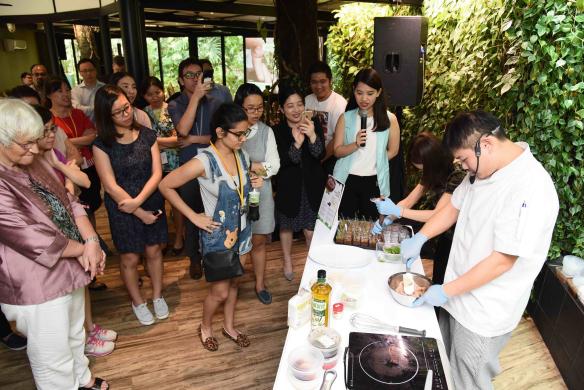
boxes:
[94,84,138,147]
[346,68,389,131]
[409,132,454,191]
[210,103,249,143]
[234,83,263,106]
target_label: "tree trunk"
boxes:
[274,0,319,83]
[73,25,100,61]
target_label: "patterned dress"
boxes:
[144,102,180,172]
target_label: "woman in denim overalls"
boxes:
[160,103,263,351]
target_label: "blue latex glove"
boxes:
[400,232,428,269]
[412,284,449,307]
[374,198,402,218]
[371,217,392,234]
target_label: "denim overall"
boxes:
[200,149,252,257]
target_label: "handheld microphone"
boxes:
[359,109,368,147]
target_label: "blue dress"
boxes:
[93,128,168,254]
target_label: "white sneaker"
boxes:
[132,302,155,325]
[84,336,115,357]
[153,297,169,320]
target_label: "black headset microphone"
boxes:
[469,126,500,185]
[469,135,483,185]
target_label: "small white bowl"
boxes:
[287,345,324,382]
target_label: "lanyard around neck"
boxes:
[210,143,244,207]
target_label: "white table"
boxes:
[272,247,453,389]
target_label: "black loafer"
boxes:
[256,289,272,305]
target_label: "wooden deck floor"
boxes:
[0,207,567,389]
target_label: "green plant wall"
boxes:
[326,0,584,258]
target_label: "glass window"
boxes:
[111,38,123,56]
[197,37,223,85]
[60,39,79,88]
[159,37,189,96]
[245,37,277,90]
[224,36,244,96]
[146,37,161,82]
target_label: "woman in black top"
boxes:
[274,84,325,280]
[374,132,465,284]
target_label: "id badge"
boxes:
[160,151,168,165]
[240,198,248,216]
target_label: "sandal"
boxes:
[79,377,109,390]
[222,328,250,348]
[198,325,218,352]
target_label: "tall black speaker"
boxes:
[374,16,428,107]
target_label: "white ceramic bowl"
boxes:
[308,327,341,359]
[387,272,432,307]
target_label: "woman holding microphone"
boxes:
[332,68,400,220]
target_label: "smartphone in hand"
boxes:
[152,209,163,218]
[202,69,214,87]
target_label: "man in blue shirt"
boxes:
[168,58,222,279]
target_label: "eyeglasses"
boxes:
[243,106,264,114]
[226,128,252,139]
[13,140,39,151]
[111,104,133,118]
[182,71,202,79]
[43,124,57,137]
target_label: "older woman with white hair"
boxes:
[0,99,109,390]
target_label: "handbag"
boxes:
[202,249,243,282]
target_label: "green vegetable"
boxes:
[383,246,400,254]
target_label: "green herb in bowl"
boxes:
[383,246,400,254]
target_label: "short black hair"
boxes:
[307,61,332,81]
[77,58,96,70]
[44,76,71,108]
[177,57,203,79]
[20,72,31,79]
[141,76,164,97]
[32,104,52,125]
[112,55,125,66]
[199,58,212,68]
[210,103,248,143]
[443,110,507,151]
[30,63,46,72]
[109,71,133,86]
[234,83,263,106]
[278,82,304,107]
[8,85,41,102]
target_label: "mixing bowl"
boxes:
[387,272,432,307]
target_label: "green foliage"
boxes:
[326,3,420,97]
[224,36,245,96]
[160,37,189,96]
[326,0,584,258]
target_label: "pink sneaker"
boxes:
[84,335,115,357]
[89,324,117,342]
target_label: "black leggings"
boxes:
[179,178,204,263]
[338,174,380,220]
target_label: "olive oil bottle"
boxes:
[311,269,332,328]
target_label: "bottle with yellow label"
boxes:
[311,269,332,328]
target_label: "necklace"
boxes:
[210,142,244,207]
[55,112,79,138]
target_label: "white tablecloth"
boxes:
[272,247,453,389]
